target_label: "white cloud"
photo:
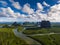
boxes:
[57,0,60,3]
[48,4,60,22]
[30,3,60,22]
[0,7,32,19]
[43,1,50,6]
[0,17,17,22]
[9,0,14,3]
[37,3,43,11]
[21,3,48,22]
[22,3,34,14]
[0,1,8,7]
[12,2,21,9]
[9,0,21,10]
[35,3,60,22]
[1,1,60,22]
[0,7,23,18]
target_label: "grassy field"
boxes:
[30,34,60,45]
[0,28,28,45]
[23,27,60,35]
[18,25,60,45]
[0,24,60,45]
[18,26,24,32]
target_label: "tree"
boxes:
[41,20,51,28]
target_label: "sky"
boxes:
[0,0,60,22]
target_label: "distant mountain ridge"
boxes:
[0,21,60,25]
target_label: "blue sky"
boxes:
[0,0,60,22]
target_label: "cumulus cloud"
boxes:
[37,3,43,11]
[28,2,60,22]
[0,1,8,7]
[48,4,60,22]
[22,3,34,14]
[0,7,16,18]
[43,1,50,6]
[1,1,60,22]
[57,0,60,3]
[21,3,46,22]
[0,7,24,18]
[9,0,21,10]
[0,1,48,22]
[12,2,21,9]
[0,7,33,19]
[35,2,44,16]
[33,2,60,22]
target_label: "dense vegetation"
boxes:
[23,27,60,35]
[30,34,60,45]
[0,28,28,45]
[0,23,60,45]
